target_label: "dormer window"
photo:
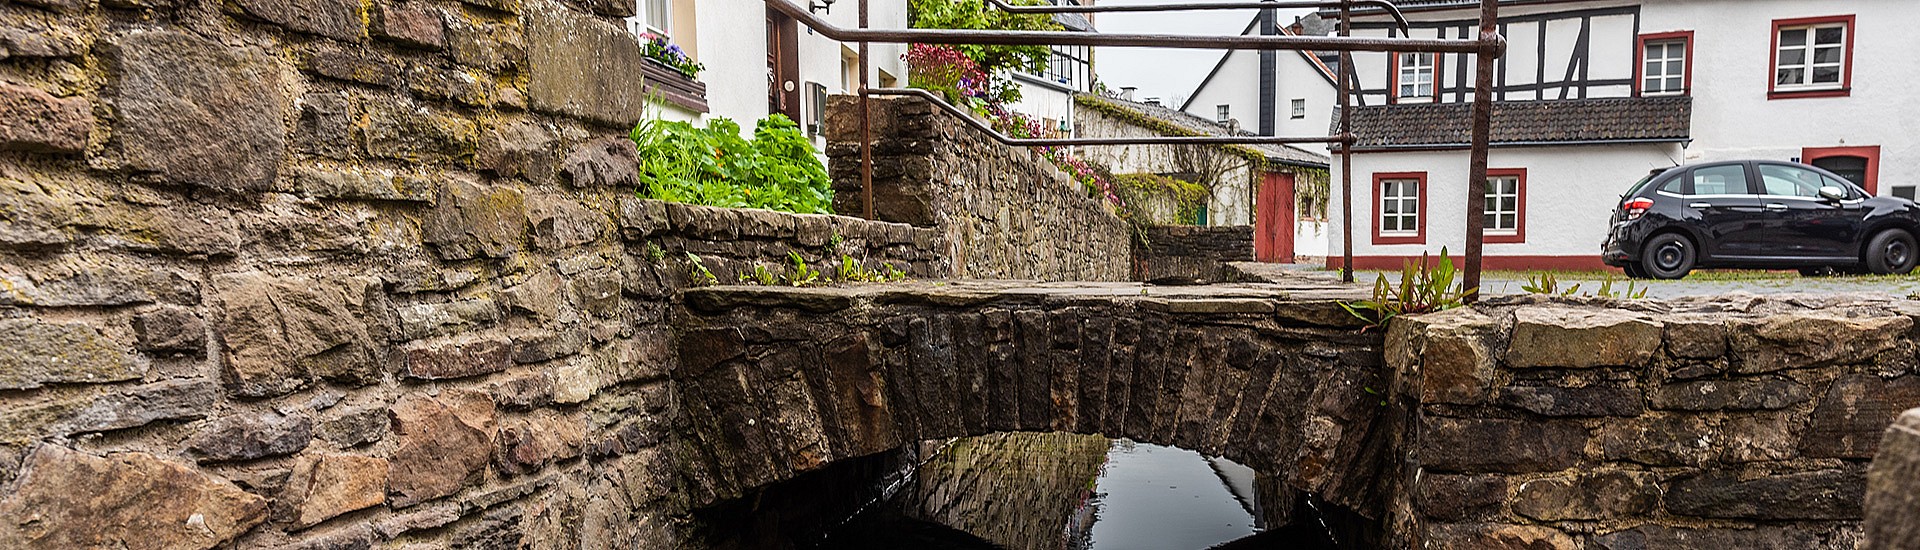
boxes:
[1395,52,1436,103]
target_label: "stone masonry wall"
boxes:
[824,95,1133,281]
[0,0,943,545]
[1865,407,1920,549]
[1388,294,1920,549]
[1132,225,1254,284]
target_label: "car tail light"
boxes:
[1622,197,1654,220]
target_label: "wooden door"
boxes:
[766,10,801,121]
[1256,172,1296,263]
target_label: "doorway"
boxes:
[1256,172,1296,263]
[767,9,801,121]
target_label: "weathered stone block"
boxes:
[1650,377,1811,411]
[528,196,607,250]
[1593,525,1827,550]
[0,259,199,307]
[560,137,640,189]
[287,453,389,528]
[1505,306,1662,368]
[362,101,477,162]
[1416,474,1506,522]
[1866,408,1920,549]
[135,306,207,354]
[1721,412,1799,463]
[215,273,382,397]
[1498,382,1644,417]
[476,120,558,181]
[1731,313,1911,373]
[1666,468,1866,520]
[228,0,366,40]
[1425,523,1578,550]
[1805,374,1920,458]
[284,166,438,203]
[1411,308,1498,405]
[1595,414,1714,467]
[446,17,524,72]
[403,335,512,380]
[1420,417,1586,473]
[304,45,401,87]
[1512,470,1660,521]
[0,82,89,154]
[393,297,501,340]
[525,3,649,128]
[0,446,267,549]
[0,318,139,390]
[495,413,586,476]
[100,31,287,191]
[373,3,446,50]
[186,412,314,462]
[387,390,494,507]
[1664,316,1729,359]
[492,373,557,410]
[421,179,526,260]
[317,407,388,448]
[0,379,218,444]
[406,61,492,107]
[618,197,671,240]
[295,92,355,159]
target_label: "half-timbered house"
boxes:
[1187,0,1916,270]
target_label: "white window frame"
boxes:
[1775,22,1847,91]
[1379,179,1420,236]
[1216,105,1231,124]
[1397,52,1435,102]
[1290,98,1306,119]
[1484,175,1520,235]
[1642,40,1687,96]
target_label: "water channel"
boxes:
[696,432,1344,550]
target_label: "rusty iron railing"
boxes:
[773,0,1505,300]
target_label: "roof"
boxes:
[1335,96,1693,151]
[1179,15,1336,113]
[1083,94,1332,169]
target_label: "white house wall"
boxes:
[1271,49,1337,151]
[1328,144,1681,268]
[1183,49,1261,131]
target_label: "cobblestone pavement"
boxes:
[1231,262,1920,300]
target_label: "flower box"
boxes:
[641,58,708,114]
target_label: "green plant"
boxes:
[785,252,823,286]
[1340,248,1475,329]
[645,242,666,263]
[1111,173,1210,226]
[638,32,703,79]
[908,0,1060,103]
[832,254,909,284]
[685,253,718,286]
[827,232,845,250]
[631,115,834,215]
[1522,272,1648,299]
[740,264,780,286]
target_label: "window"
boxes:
[1758,163,1832,197]
[632,0,671,37]
[1034,45,1092,92]
[1637,32,1692,96]
[1373,172,1426,245]
[1290,99,1306,119]
[1484,169,1525,243]
[1690,165,1749,195]
[1771,16,1853,98]
[1217,105,1231,124]
[1395,52,1436,102]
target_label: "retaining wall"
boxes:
[1132,225,1255,284]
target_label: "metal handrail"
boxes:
[768,0,1489,53]
[865,88,1353,148]
[981,0,1411,35]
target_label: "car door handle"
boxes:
[1765,203,1789,211]
[1688,202,1713,209]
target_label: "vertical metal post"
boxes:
[1338,0,1354,283]
[860,0,875,220]
[1462,0,1497,302]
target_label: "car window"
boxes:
[1690,165,1746,195]
[1658,176,1686,194]
[1819,174,1860,198]
[1758,164,1826,198]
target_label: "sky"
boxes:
[1091,1,1314,110]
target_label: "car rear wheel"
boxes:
[1641,233,1694,280]
[1866,230,1918,275]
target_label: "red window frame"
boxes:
[1372,171,1427,245]
[1634,31,1694,97]
[1484,168,1527,244]
[1388,52,1442,104]
[1803,145,1880,195]
[1768,15,1855,100]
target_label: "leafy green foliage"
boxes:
[909,0,1061,102]
[835,254,909,283]
[1523,272,1648,299]
[631,115,834,214]
[1341,248,1475,329]
[1112,173,1210,225]
[685,253,718,286]
[785,252,823,286]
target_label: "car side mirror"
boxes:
[1819,186,1848,201]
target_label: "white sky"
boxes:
[1092,1,1314,109]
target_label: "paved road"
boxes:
[1232,262,1920,300]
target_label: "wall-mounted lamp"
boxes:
[810,0,835,14]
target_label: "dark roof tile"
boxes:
[1336,96,1692,150]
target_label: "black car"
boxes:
[1603,160,1920,279]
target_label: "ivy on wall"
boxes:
[1112,173,1209,225]
[1075,94,1333,223]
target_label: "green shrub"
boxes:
[631,115,834,215]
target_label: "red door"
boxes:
[1256,172,1296,263]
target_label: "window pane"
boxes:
[1501,214,1517,228]
[1815,26,1844,46]
[1780,28,1807,47]
[1777,68,1805,86]
[1644,44,1662,60]
[1660,177,1686,194]
[1501,197,1517,211]
[1666,77,1683,91]
[1813,66,1840,83]
[1778,49,1806,66]
[1666,60,1684,74]
[1815,46,1844,64]
[1759,164,1824,197]
[1693,165,1746,195]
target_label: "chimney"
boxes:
[1119,86,1137,101]
[1144,97,1162,106]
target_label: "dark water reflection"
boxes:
[820,433,1340,550]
